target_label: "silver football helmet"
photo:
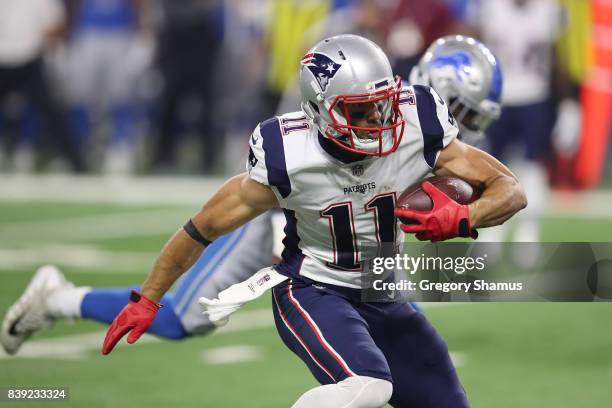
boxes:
[299,35,405,156]
[410,35,503,143]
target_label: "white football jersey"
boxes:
[475,0,564,105]
[247,85,458,288]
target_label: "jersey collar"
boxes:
[317,133,368,164]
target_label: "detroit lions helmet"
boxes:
[299,35,405,156]
[410,35,503,143]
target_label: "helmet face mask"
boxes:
[325,76,405,156]
[300,35,406,156]
[448,96,498,134]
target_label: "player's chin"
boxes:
[355,131,380,142]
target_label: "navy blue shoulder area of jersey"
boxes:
[413,85,444,168]
[260,117,291,198]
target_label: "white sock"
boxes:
[291,376,392,408]
[46,286,92,319]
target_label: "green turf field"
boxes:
[1,198,611,407]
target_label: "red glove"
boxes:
[102,290,161,355]
[394,181,477,242]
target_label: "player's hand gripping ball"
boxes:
[394,176,481,242]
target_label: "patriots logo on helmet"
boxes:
[301,53,342,92]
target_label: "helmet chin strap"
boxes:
[309,80,353,146]
[309,80,332,134]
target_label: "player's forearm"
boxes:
[193,174,279,241]
[468,175,527,228]
[140,174,277,303]
[141,229,206,303]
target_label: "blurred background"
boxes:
[0,0,607,182]
[1,1,611,407]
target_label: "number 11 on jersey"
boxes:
[320,193,397,271]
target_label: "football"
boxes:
[396,175,481,224]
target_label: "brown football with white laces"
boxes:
[396,176,481,224]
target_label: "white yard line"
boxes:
[449,352,466,368]
[0,245,157,273]
[200,345,263,365]
[0,209,191,245]
[549,190,612,219]
[0,174,223,206]
[0,174,611,218]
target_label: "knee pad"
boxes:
[338,376,393,408]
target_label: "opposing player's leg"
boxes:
[364,301,470,407]
[272,278,393,407]
[1,213,273,354]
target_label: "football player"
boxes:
[98,34,524,407]
[468,0,569,246]
[1,35,504,374]
[199,33,505,335]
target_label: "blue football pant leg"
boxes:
[363,302,469,408]
[81,289,187,339]
[485,101,553,162]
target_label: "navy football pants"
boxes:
[272,278,469,407]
